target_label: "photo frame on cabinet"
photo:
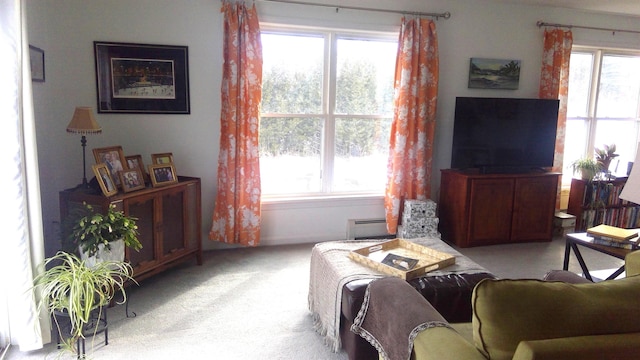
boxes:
[92,163,118,197]
[119,168,145,193]
[149,164,178,187]
[125,154,150,184]
[93,146,127,188]
[151,152,174,165]
[94,41,190,114]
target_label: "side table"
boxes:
[563,232,635,281]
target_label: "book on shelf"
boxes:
[592,236,638,250]
[381,253,419,271]
[586,224,639,241]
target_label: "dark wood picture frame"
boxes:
[119,168,145,193]
[29,45,45,82]
[125,154,150,184]
[92,163,118,197]
[94,41,190,114]
[93,146,127,188]
[148,164,178,187]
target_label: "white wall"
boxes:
[26,0,640,253]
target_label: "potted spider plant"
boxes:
[571,157,602,181]
[33,251,136,355]
[68,203,142,267]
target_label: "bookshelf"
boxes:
[567,177,640,231]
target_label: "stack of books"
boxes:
[586,224,639,250]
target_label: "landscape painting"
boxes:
[468,58,521,90]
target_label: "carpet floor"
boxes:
[8,235,624,359]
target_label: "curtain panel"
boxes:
[210,1,263,246]
[384,18,439,234]
[539,28,572,208]
[0,0,49,351]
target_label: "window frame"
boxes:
[259,24,398,198]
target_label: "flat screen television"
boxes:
[451,97,559,174]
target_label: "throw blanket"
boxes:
[351,277,453,360]
[307,237,488,352]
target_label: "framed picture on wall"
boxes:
[94,41,190,114]
[29,45,45,82]
[468,58,521,90]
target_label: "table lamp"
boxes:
[620,145,640,205]
[66,107,102,188]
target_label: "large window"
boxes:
[563,48,640,185]
[259,27,397,196]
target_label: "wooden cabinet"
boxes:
[60,176,202,283]
[567,177,640,231]
[439,170,560,247]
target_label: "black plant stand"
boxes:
[53,306,108,359]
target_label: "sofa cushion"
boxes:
[472,275,640,360]
[512,333,640,360]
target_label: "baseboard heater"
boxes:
[346,218,393,240]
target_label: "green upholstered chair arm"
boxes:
[412,326,486,360]
[626,250,640,277]
[512,333,640,360]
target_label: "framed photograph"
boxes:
[118,168,145,193]
[93,146,127,188]
[151,152,174,165]
[125,154,150,184]
[149,164,178,187]
[468,58,521,90]
[94,41,190,114]
[29,45,45,82]
[92,163,118,197]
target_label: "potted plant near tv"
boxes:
[69,203,142,267]
[571,157,602,182]
[33,251,135,355]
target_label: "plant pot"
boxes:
[79,239,125,268]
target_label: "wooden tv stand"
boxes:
[439,169,560,247]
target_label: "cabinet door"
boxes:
[161,186,187,260]
[124,194,159,274]
[511,176,558,241]
[468,178,514,246]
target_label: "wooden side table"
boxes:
[563,232,636,281]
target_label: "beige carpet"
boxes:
[8,235,623,359]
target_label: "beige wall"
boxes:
[26,0,640,253]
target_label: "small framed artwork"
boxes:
[118,168,145,193]
[149,164,178,187]
[151,152,174,165]
[29,45,45,82]
[125,154,149,183]
[93,146,127,188]
[94,41,190,114]
[468,58,521,90]
[92,163,118,197]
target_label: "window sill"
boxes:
[261,193,384,210]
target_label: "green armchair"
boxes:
[351,251,640,360]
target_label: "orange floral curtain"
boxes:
[539,28,572,208]
[210,1,262,246]
[385,18,439,234]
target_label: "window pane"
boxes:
[335,38,396,115]
[562,118,588,185]
[259,117,323,194]
[597,54,640,118]
[333,118,391,192]
[567,53,593,118]
[594,120,638,173]
[261,33,324,114]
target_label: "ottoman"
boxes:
[340,272,496,360]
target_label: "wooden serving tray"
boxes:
[348,238,455,280]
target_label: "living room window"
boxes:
[259,27,397,197]
[563,47,640,185]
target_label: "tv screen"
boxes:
[451,97,559,173]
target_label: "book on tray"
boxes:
[586,224,639,242]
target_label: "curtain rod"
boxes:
[537,21,640,35]
[259,0,451,20]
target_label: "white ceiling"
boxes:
[500,0,640,17]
